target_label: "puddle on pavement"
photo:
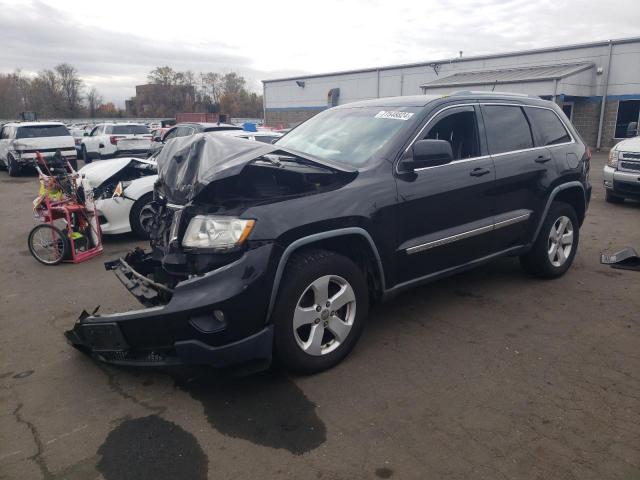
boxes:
[170,367,326,455]
[97,415,207,480]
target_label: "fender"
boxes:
[532,181,586,243]
[265,227,385,323]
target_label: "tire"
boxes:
[7,154,20,177]
[605,190,625,204]
[129,193,154,239]
[273,249,369,374]
[520,201,579,279]
[28,224,68,265]
[81,146,91,164]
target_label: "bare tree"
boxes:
[55,63,83,116]
[86,87,103,118]
[148,66,177,85]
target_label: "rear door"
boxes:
[480,104,554,251]
[394,104,496,284]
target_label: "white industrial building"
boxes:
[262,37,640,149]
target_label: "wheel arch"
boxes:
[266,227,385,323]
[532,181,586,243]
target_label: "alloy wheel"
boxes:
[548,215,574,267]
[293,275,356,356]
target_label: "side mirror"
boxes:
[153,135,161,142]
[626,122,638,138]
[400,139,453,171]
[83,132,89,136]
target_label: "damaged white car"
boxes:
[80,157,157,238]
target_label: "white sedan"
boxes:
[80,157,157,238]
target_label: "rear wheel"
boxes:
[605,190,625,204]
[129,193,155,239]
[273,249,369,373]
[520,201,579,279]
[28,224,68,265]
[7,154,20,177]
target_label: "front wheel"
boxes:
[7,155,20,177]
[520,201,579,279]
[605,190,625,204]
[28,224,68,265]
[273,249,369,374]
[129,193,155,239]
[81,146,91,164]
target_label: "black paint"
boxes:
[97,415,208,480]
[172,367,326,455]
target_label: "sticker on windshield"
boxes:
[374,111,414,121]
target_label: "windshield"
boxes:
[112,125,149,135]
[275,106,420,166]
[16,125,70,138]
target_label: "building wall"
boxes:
[264,38,640,133]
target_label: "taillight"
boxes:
[109,135,124,145]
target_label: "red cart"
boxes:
[28,152,103,265]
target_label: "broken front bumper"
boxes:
[65,243,275,368]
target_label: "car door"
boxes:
[394,104,496,284]
[84,125,102,152]
[480,104,555,251]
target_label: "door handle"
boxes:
[470,167,491,177]
[535,154,551,163]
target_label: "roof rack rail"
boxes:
[450,90,536,98]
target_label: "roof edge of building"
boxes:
[262,36,640,84]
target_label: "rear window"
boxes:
[112,125,149,135]
[16,125,70,138]
[525,107,571,146]
[482,105,533,154]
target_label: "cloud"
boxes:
[0,0,303,105]
[0,0,638,106]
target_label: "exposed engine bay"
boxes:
[93,161,156,199]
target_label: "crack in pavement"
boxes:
[97,364,166,415]
[13,403,53,480]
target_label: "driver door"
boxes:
[394,104,496,284]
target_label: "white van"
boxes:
[0,122,77,176]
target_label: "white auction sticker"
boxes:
[374,111,414,120]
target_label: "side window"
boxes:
[104,126,112,134]
[422,107,480,160]
[163,128,179,141]
[176,126,194,137]
[482,105,533,154]
[525,107,571,146]
[0,128,6,140]
[90,126,100,136]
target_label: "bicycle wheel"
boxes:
[28,224,68,265]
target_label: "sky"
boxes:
[0,0,639,107]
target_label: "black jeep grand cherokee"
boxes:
[66,92,592,374]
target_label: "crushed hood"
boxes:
[155,133,354,205]
[80,157,156,189]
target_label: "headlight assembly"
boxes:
[182,215,255,249]
[607,149,620,168]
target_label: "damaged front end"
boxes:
[65,134,356,369]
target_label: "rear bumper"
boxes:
[13,150,77,163]
[64,243,276,368]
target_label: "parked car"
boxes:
[79,157,158,238]
[80,123,151,162]
[66,92,591,374]
[70,124,94,156]
[0,122,77,176]
[147,122,242,157]
[604,125,640,203]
